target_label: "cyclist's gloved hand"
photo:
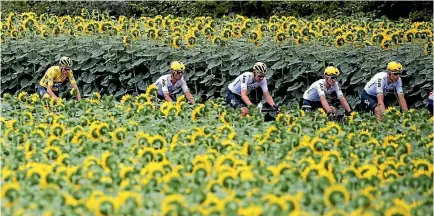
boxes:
[345,110,353,116]
[327,110,334,117]
[273,105,280,113]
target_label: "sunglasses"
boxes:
[173,70,184,74]
[257,75,265,78]
[61,67,71,71]
[391,72,401,76]
[329,76,338,80]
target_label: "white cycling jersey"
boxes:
[228,72,268,95]
[154,74,189,96]
[303,79,343,101]
[364,72,403,96]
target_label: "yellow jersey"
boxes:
[39,66,76,91]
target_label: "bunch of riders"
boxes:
[37,56,432,120]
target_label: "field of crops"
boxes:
[1,86,433,215]
[1,11,432,51]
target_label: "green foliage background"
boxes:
[1,36,432,109]
[1,1,432,21]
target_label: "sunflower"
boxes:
[185,34,197,47]
[203,26,214,38]
[275,30,286,43]
[50,123,66,137]
[335,36,345,47]
[145,28,159,40]
[44,146,62,160]
[212,36,223,45]
[1,182,20,206]
[122,35,132,47]
[172,36,183,49]
[111,127,127,142]
[130,28,141,40]
[94,195,118,216]
[324,184,350,208]
[71,131,89,145]
[221,28,232,40]
[380,36,393,49]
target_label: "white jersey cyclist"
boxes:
[154,74,189,96]
[228,72,269,95]
[303,79,343,101]
[364,72,403,96]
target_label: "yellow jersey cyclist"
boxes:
[37,56,81,100]
[301,66,352,116]
[360,61,408,120]
[226,62,279,117]
[154,61,195,104]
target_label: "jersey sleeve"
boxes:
[260,79,269,93]
[316,82,326,97]
[68,71,77,85]
[181,78,189,92]
[376,77,384,94]
[161,77,169,94]
[395,78,403,93]
[335,83,344,97]
[45,67,56,87]
[240,74,248,90]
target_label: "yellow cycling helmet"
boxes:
[170,61,185,71]
[324,66,340,77]
[387,61,403,73]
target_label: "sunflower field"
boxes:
[1,11,433,108]
[1,83,433,215]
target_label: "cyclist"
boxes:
[154,61,195,104]
[427,91,433,115]
[226,62,279,117]
[301,66,352,116]
[37,56,81,100]
[360,61,408,120]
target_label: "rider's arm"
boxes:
[181,79,194,104]
[376,77,386,113]
[45,70,59,99]
[320,96,333,113]
[71,83,81,101]
[68,71,81,100]
[315,83,333,113]
[377,93,386,113]
[161,78,173,102]
[395,78,407,111]
[46,85,59,99]
[240,74,253,106]
[397,93,408,111]
[185,91,195,105]
[263,91,275,107]
[335,84,351,112]
[339,96,352,112]
[164,93,173,102]
[241,89,253,106]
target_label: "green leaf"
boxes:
[287,82,304,92]
[207,59,222,70]
[271,60,286,70]
[20,78,32,89]
[81,59,99,71]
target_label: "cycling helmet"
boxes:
[59,56,72,68]
[170,61,185,71]
[387,61,403,73]
[324,66,340,77]
[253,62,267,75]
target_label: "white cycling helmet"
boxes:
[59,56,73,68]
[253,62,267,75]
